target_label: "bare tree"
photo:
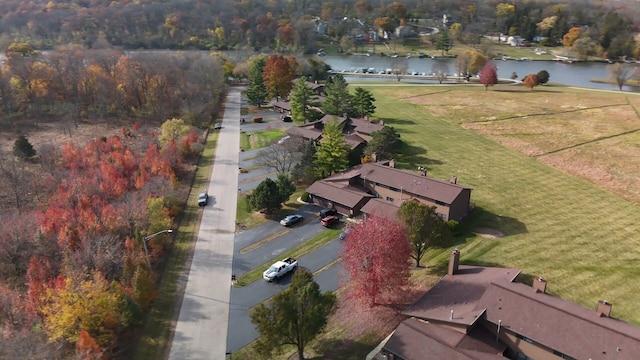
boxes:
[391,57,408,82]
[431,62,450,84]
[255,137,305,175]
[607,63,636,90]
[0,153,32,213]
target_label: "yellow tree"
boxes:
[563,27,582,47]
[159,118,190,144]
[41,272,130,348]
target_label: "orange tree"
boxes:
[263,54,297,100]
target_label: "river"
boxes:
[320,55,633,91]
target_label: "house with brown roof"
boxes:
[374,249,640,360]
[285,114,384,150]
[306,161,472,221]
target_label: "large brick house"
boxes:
[306,161,473,221]
[374,249,640,360]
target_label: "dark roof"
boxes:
[285,126,322,141]
[346,117,384,135]
[385,318,508,360]
[478,281,640,359]
[306,181,372,208]
[344,133,367,149]
[359,198,399,219]
[360,163,471,204]
[306,81,324,90]
[273,101,291,111]
[403,265,521,326]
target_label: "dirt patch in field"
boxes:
[474,227,504,238]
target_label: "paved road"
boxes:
[168,87,242,360]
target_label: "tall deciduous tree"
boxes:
[256,138,304,175]
[247,55,267,107]
[397,201,450,267]
[314,119,350,177]
[263,54,297,101]
[290,77,315,124]
[321,74,350,116]
[479,61,498,90]
[364,126,400,161]
[607,63,636,91]
[351,87,376,118]
[249,178,282,213]
[251,268,336,360]
[341,214,411,306]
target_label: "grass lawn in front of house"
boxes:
[240,128,286,151]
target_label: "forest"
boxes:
[0,0,640,58]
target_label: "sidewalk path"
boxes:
[169,87,242,359]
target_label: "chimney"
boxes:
[450,175,457,184]
[596,300,612,317]
[448,249,460,276]
[389,159,395,168]
[532,277,547,293]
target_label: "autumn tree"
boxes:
[607,63,636,90]
[256,137,304,175]
[351,87,376,118]
[563,27,582,47]
[397,201,451,267]
[159,118,190,144]
[321,74,350,116]
[251,268,336,360]
[496,3,516,35]
[523,74,539,90]
[455,50,488,77]
[249,178,283,213]
[341,214,411,306]
[479,61,498,90]
[290,77,315,124]
[247,55,268,107]
[263,54,297,100]
[314,118,350,177]
[364,126,400,161]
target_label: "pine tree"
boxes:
[249,178,282,213]
[436,29,451,55]
[314,118,350,177]
[321,75,350,116]
[13,134,36,159]
[351,87,376,118]
[246,56,267,107]
[290,77,315,124]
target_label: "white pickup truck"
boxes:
[263,257,298,282]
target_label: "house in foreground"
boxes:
[373,249,640,360]
[306,161,472,221]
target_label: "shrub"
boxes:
[301,192,311,202]
[13,134,36,159]
[446,220,459,234]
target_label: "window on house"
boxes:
[386,197,394,202]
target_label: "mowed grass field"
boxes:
[364,84,640,324]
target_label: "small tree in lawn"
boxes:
[351,87,376,118]
[523,74,539,90]
[251,268,336,360]
[397,201,451,267]
[479,61,498,90]
[341,214,411,307]
[275,173,296,204]
[537,70,550,85]
[249,178,282,213]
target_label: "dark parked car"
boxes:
[321,215,339,227]
[280,214,303,226]
[319,208,338,218]
[281,115,292,122]
[197,189,209,206]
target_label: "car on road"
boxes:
[319,208,338,218]
[263,257,298,281]
[321,215,339,227]
[197,189,209,206]
[280,214,303,226]
[281,115,292,122]
[214,122,222,130]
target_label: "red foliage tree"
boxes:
[523,74,539,90]
[479,61,498,90]
[76,330,106,360]
[263,54,298,100]
[341,214,411,307]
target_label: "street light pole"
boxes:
[143,229,173,268]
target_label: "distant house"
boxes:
[273,100,291,114]
[286,114,384,150]
[306,161,472,220]
[508,35,525,47]
[373,249,640,360]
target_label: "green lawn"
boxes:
[365,85,640,324]
[240,128,286,151]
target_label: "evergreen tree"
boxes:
[291,140,318,185]
[436,29,451,55]
[13,134,36,159]
[537,70,550,85]
[364,127,400,161]
[247,56,268,108]
[248,178,282,213]
[398,201,451,267]
[351,87,376,118]
[275,173,296,204]
[314,119,350,177]
[321,75,350,116]
[251,268,336,360]
[290,77,315,124]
